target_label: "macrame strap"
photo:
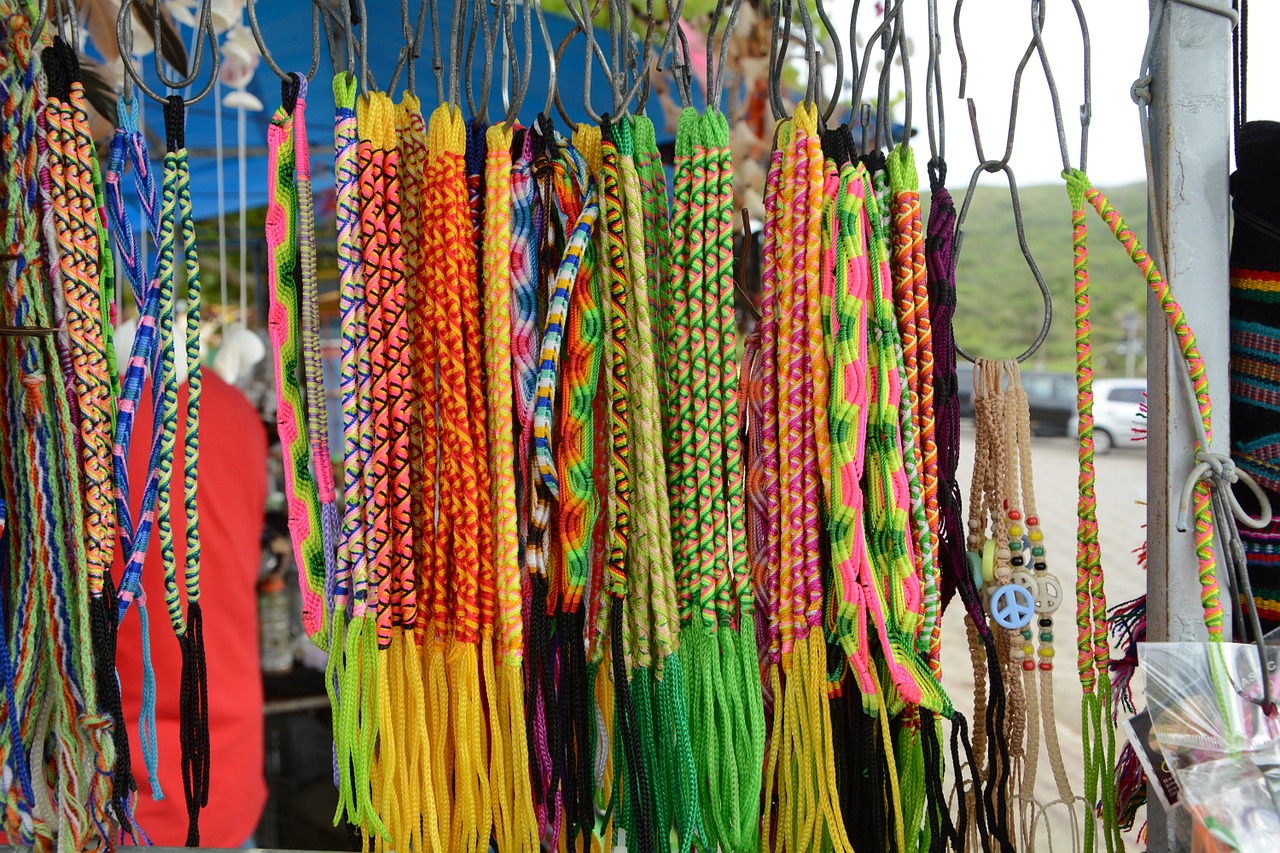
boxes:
[31,35,118,845]
[482,120,540,853]
[104,97,166,802]
[151,90,210,849]
[266,76,329,644]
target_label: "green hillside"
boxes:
[931,182,1150,377]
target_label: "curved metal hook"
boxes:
[464,0,495,118]
[815,0,843,124]
[953,161,1053,364]
[43,0,76,48]
[850,0,902,132]
[429,0,445,102]
[924,0,946,176]
[671,7,695,109]
[533,0,558,121]
[317,0,358,76]
[875,2,910,150]
[556,0,611,125]
[1025,0,1073,174]
[387,0,429,97]
[660,0,691,82]
[794,0,818,106]
[767,0,792,120]
[248,0,322,82]
[444,0,468,106]
[118,0,219,106]
[617,0,658,115]
[501,0,537,129]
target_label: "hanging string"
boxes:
[153,93,210,849]
[482,119,539,853]
[1,23,114,848]
[630,112,704,853]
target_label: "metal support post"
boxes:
[1146,0,1235,849]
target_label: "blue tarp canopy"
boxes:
[129,1,657,223]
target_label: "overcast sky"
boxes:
[832,0,1272,188]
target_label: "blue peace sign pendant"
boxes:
[989,584,1036,629]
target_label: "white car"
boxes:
[1071,377,1147,454]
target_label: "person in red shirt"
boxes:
[113,368,268,847]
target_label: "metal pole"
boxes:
[1146,0,1234,849]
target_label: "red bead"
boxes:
[1009,510,1022,521]
[1039,662,1053,671]
[1022,660,1035,671]
[1027,516,1039,526]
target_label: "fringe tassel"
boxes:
[423,636,451,847]
[736,610,766,852]
[501,648,539,852]
[611,597,653,853]
[656,653,704,853]
[447,642,491,853]
[1108,595,1146,722]
[179,601,210,847]
[1113,741,1147,832]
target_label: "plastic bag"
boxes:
[1140,642,1280,850]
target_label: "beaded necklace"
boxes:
[1000,361,1077,845]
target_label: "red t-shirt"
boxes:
[114,372,268,847]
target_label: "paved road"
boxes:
[940,423,1148,850]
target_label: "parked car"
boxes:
[956,366,1075,436]
[1072,377,1146,454]
[956,361,975,419]
[1021,372,1077,437]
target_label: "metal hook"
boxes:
[317,0,358,77]
[617,0,657,115]
[499,0,536,129]
[1025,0,1074,175]
[671,8,695,109]
[879,1,911,149]
[875,20,897,151]
[653,0,682,73]
[605,0,624,115]
[428,0,445,102]
[767,0,791,120]
[447,0,468,107]
[953,161,1053,364]
[555,0,610,126]
[814,0,843,125]
[533,0,557,121]
[118,0,219,106]
[464,0,495,117]
[705,0,744,113]
[924,0,946,178]
[248,0,322,83]
[850,0,902,135]
[386,0,429,96]
[794,0,818,106]
[46,0,77,48]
